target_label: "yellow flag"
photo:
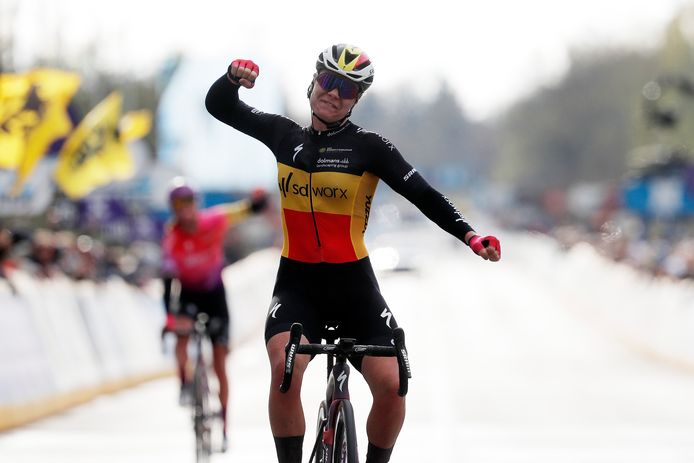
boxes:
[119,110,152,142]
[0,73,34,169]
[8,69,81,195]
[54,92,151,199]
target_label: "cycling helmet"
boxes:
[168,178,196,203]
[316,44,374,92]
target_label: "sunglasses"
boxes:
[316,72,361,100]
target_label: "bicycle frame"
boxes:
[191,313,213,463]
[280,323,411,463]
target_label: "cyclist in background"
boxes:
[161,179,267,451]
[206,44,501,463]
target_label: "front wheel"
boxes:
[332,401,358,463]
[193,363,212,462]
[314,402,329,463]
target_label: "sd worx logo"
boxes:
[279,171,349,199]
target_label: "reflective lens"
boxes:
[316,72,360,100]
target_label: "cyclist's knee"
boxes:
[362,357,400,397]
[267,332,308,387]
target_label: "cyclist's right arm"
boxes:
[205,66,296,152]
[161,231,179,330]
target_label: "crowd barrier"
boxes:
[0,248,280,432]
[0,269,169,431]
[513,232,694,372]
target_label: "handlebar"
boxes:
[279,323,412,396]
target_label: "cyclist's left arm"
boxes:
[370,137,500,260]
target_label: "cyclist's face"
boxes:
[309,73,359,125]
[171,197,197,223]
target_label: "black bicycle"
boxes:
[165,313,224,462]
[188,313,213,462]
[280,322,411,463]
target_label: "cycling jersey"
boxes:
[205,76,475,264]
[162,207,230,290]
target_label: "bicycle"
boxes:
[165,312,224,463]
[280,322,411,463]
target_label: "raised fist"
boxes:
[227,59,260,89]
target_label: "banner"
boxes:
[2,69,81,195]
[0,74,32,169]
[54,92,152,199]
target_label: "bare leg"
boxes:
[266,332,311,436]
[175,334,190,385]
[212,344,229,434]
[361,356,406,448]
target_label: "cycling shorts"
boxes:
[264,256,398,369]
[178,283,231,347]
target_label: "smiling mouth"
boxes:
[320,98,339,110]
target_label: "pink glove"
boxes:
[165,313,177,331]
[468,235,501,259]
[227,59,260,88]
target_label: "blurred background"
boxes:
[2,0,694,462]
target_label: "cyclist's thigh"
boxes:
[339,271,398,346]
[200,284,231,348]
[264,288,325,346]
[178,286,200,319]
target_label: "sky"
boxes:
[4,0,694,121]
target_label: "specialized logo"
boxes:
[292,143,304,162]
[269,302,282,319]
[337,371,348,391]
[380,308,393,328]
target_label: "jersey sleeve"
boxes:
[368,134,475,243]
[160,229,179,277]
[205,74,297,154]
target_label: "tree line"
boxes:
[3,7,694,197]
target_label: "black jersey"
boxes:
[206,75,474,264]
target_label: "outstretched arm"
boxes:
[372,140,500,261]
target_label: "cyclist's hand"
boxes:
[468,235,501,261]
[249,187,269,213]
[227,59,259,89]
[163,314,193,335]
[161,313,177,337]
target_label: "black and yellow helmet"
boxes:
[316,44,374,92]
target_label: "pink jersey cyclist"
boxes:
[162,206,229,291]
[161,182,268,453]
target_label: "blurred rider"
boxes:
[161,179,267,452]
[206,44,501,463]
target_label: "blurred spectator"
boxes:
[58,232,101,281]
[22,229,64,279]
[0,228,18,278]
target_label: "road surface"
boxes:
[2,233,694,462]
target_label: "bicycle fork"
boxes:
[310,361,352,463]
